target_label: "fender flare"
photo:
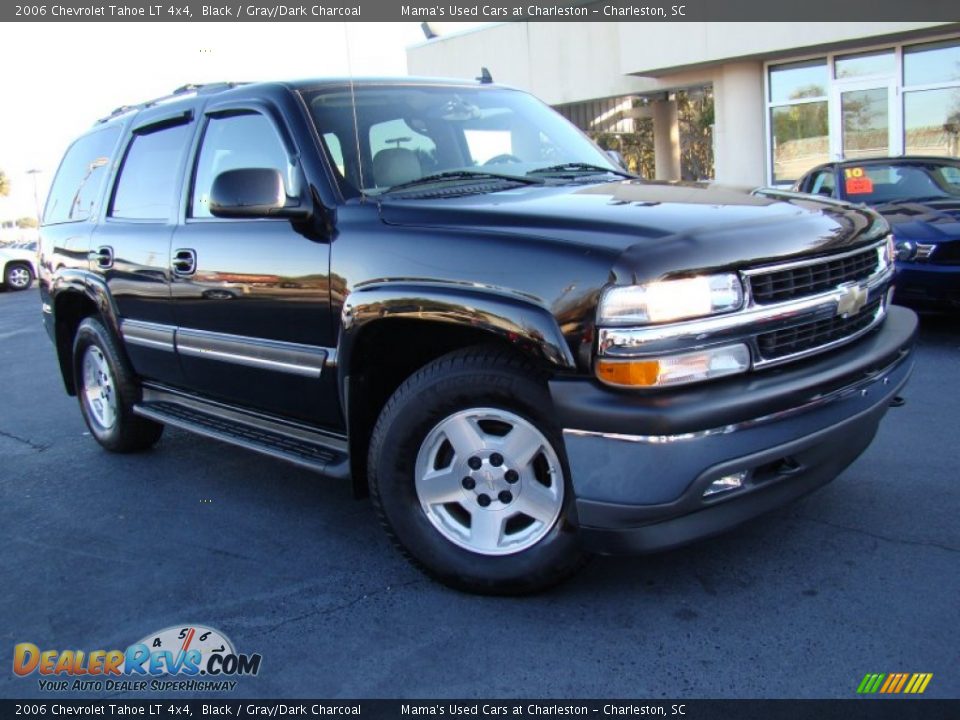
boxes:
[337,282,577,396]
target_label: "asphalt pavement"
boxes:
[0,287,957,699]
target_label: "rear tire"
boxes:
[4,263,33,291]
[73,317,163,453]
[369,347,585,595]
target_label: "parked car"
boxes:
[795,157,960,310]
[1,240,38,291]
[38,79,916,594]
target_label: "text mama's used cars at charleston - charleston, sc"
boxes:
[38,78,916,593]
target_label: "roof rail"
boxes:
[95,81,248,124]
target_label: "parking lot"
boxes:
[0,286,957,699]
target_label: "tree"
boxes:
[677,89,715,181]
[0,169,10,197]
[16,217,38,229]
[590,98,656,179]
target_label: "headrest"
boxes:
[372,148,422,188]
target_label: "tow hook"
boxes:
[889,396,906,408]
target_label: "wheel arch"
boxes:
[338,284,576,498]
[3,259,35,286]
[50,271,122,395]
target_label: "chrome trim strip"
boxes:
[565,349,910,445]
[121,319,176,352]
[598,264,894,359]
[175,328,328,379]
[915,243,937,261]
[740,238,886,278]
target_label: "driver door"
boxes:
[169,104,337,426]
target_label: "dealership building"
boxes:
[407,22,960,186]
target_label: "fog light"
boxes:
[596,344,750,388]
[703,471,748,497]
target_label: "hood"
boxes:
[871,198,960,243]
[378,180,887,282]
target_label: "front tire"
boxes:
[73,317,163,452]
[369,347,585,595]
[4,263,33,291]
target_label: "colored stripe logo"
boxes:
[857,673,933,694]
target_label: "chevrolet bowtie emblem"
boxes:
[836,284,869,317]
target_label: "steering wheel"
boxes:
[483,154,523,166]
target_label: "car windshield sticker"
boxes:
[844,167,874,194]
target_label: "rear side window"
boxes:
[111,122,192,220]
[809,170,836,197]
[190,113,290,219]
[43,127,121,225]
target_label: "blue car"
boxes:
[795,156,960,311]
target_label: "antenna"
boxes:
[477,67,493,84]
[343,22,366,198]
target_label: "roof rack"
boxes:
[95,81,248,124]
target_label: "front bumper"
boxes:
[894,263,960,309]
[551,306,917,554]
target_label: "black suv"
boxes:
[39,78,917,593]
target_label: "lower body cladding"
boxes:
[551,306,918,554]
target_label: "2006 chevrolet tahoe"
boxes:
[39,78,916,593]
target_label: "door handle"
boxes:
[91,246,114,269]
[172,248,197,276]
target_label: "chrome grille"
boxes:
[748,246,880,304]
[756,297,883,361]
[929,242,960,266]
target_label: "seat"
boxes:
[372,148,422,188]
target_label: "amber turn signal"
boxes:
[596,344,751,388]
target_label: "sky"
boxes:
[0,21,485,221]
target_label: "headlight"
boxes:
[894,238,917,262]
[598,273,744,325]
[883,233,895,267]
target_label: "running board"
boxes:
[134,387,350,480]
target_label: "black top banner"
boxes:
[4,0,959,22]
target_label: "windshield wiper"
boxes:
[380,169,544,195]
[526,162,637,179]
[898,195,955,203]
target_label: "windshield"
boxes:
[303,84,618,196]
[840,161,960,204]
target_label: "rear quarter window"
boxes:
[43,127,121,225]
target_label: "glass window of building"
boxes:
[903,40,960,158]
[904,39,960,86]
[841,87,890,159]
[769,60,828,103]
[835,50,895,79]
[769,60,829,183]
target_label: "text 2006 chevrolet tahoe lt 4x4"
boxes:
[39,78,916,593]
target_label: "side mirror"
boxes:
[209,168,310,220]
[606,150,627,170]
